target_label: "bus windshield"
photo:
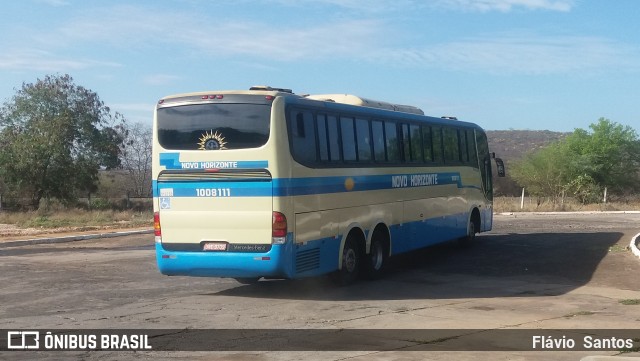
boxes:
[156,103,271,150]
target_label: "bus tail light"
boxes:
[202,94,224,100]
[154,211,162,243]
[272,211,287,244]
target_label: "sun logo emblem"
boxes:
[198,130,227,150]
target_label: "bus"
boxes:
[152,86,505,285]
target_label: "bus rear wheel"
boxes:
[363,233,387,280]
[234,277,261,284]
[331,237,361,286]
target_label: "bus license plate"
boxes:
[203,242,227,251]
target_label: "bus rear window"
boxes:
[157,103,271,150]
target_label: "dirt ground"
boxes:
[0,223,151,240]
[1,212,639,360]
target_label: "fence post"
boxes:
[603,187,607,204]
[126,191,131,209]
[520,188,525,209]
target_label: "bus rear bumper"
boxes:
[155,242,292,278]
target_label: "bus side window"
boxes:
[467,129,478,168]
[422,126,433,162]
[290,110,317,163]
[410,124,423,162]
[327,115,341,162]
[443,127,460,164]
[355,118,372,162]
[341,116,357,162]
[460,129,470,163]
[432,126,443,163]
[385,121,400,162]
[401,123,410,162]
[401,123,423,163]
[372,120,385,162]
[317,114,329,161]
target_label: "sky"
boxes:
[0,0,639,132]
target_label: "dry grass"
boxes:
[494,196,640,213]
[0,209,152,229]
[1,197,637,231]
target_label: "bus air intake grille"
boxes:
[295,248,320,274]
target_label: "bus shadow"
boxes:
[210,231,625,301]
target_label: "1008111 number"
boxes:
[195,188,231,197]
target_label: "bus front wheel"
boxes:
[458,215,478,247]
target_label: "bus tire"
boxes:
[331,236,361,286]
[234,277,261,284]
[363,230,388,280]
[459,212,479,247]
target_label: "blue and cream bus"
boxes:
[152,86,504,285]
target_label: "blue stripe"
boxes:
[158,181,272,197]
[154,172,478,197]
[274,172,463,196]
[159,152,268,170]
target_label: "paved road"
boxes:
[1,213,639,360]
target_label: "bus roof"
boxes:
[160,87,421,114]
[158,86,482,130]
[304,94,424,115]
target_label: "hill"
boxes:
[485,129,570,196]
[486,130,569,163]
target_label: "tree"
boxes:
[510,142,570,204]
[562,118,640,197]
[511,118,640,204]
[120,122,152,197]
[0,74,126,208]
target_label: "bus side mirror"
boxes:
[495,158,506,177]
